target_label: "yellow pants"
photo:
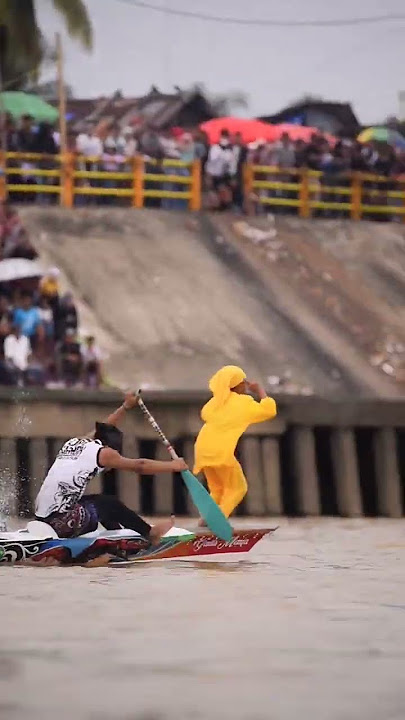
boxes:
[202,461,248,518]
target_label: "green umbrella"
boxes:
[0,91,58,123]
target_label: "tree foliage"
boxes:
[0,0,92,90]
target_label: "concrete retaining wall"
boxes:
[0,389,404,518]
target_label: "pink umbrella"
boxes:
[200,117,276,144]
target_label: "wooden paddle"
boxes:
[136,391,232,542]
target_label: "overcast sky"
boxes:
[36,0,405,123]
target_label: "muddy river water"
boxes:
[0,518,404,720]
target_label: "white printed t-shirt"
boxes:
[35,438,103,518]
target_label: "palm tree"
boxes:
[0,0,92,90]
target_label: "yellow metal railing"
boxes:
[0,152,201,211]
[245,165,405,220]
[1,152,404,221]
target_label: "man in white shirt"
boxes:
[76,124,103,158]
[205,129,235,182]
[35,392,188,542]
[75,124,103,205]
[122,126,138,158]
[4,325,31,386]
[205,129,236,210]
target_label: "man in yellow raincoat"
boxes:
[193,365,277,521]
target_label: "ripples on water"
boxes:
[0,518,404,720]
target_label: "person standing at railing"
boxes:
[230,132,248,212]
[205,129,235,210]
[391,150,405,221]
[76,124,103,206]
[321,141,352,218]
[15,114,37,203]
[101,143,126,206]
[120,126,138,203]
[294,139,308,169]
[371,145,396,221]
[104,125,126,154]
[194,129,209,178]
[16,114,36,153]
[270,133,296,213]
[122,126,138,159]
[302,134,323,211]
[174,132,195,211]
[32,122,58,205]
[160,129,181,210]
[138,128,165,209]
[0,113,17,153]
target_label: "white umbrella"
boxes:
[0,259,44,283]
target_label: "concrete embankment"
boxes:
[19,207,404,397]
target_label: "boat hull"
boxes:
[109,528,276,565]
[0,527,277,566]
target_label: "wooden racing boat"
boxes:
[0,521,277,566]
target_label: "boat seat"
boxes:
[26,520,58,539]
[21,522,192,541]
[81,525,142,539]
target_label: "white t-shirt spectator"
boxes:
[4,333,31,371]
[122,128,138,158]
[104,134,126,154]
[76,132,103,158]
[205,143,235,178]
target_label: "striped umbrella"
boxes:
[357,127,405,149]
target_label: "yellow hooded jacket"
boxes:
[194,365,277,473]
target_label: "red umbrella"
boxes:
[200,117,276,144]
[270,123,336,145]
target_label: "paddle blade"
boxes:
[181,470,232,542]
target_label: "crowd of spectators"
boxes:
[2,112,405,218]
[0,201,38,260]
[0,201,103,388]
[205,130,405,216]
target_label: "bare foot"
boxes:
[149,516,175,545]
[82,554,111,568]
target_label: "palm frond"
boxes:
[0,0,42,88]
[51,0,93,50]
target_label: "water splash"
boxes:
[13,389,33,436]
[0,389,33,524]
